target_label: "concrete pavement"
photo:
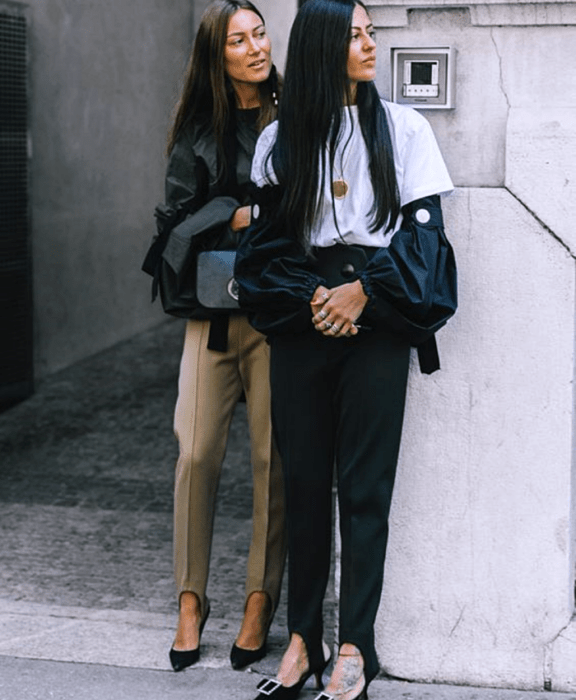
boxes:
[0,319,574,699]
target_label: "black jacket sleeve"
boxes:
[161,130,239,280]
[235,186,326,336]
[236,191,456,351]
[357,194,457,340]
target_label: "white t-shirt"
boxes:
[251,100,453,248]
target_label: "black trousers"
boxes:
[270,328,410,682]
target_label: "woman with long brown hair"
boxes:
[160,0,286,672]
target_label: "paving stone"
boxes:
[1,322,572,699]
[0,320,335,665]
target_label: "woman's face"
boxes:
[224,9,272,88]
[347,4,376,84]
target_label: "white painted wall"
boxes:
[377,188,575,689]
[366,0,576,691]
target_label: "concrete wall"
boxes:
[28,0,194,377]
[367,0,576,691]
[28,0,296,380]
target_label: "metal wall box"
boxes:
[391,47,456,109]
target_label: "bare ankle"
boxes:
[325,646,365,699]
[179,591,201,613]
[338,643,362,657]
[276,634,309,685]
[246,590,272,615]
[235,591,273,650]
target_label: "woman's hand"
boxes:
[310,285,331,318]
[311,280,368,338]
[230,205,252,231]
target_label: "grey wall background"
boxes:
[25,0,295,381]
[28,0,194,378]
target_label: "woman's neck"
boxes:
[232,81,261,109]
[345,81,358,106]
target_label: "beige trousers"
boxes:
[173,316,286,614]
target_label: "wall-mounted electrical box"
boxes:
[391,47,456,109]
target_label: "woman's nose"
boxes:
[365,35,376,50]
[247,37,260,53]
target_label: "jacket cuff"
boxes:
[357,270,375,304]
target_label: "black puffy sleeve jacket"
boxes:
[235,187,457,372]
[235,185,326,335]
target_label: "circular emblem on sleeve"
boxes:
[415,208,431,224]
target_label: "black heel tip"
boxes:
[230,641,267,670]
[169,647,200,671]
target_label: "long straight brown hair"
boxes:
[167,0,279,181]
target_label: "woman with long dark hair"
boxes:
[235,1,454,698]
[161,0,286,673]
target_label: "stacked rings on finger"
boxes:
[324,322,332,329]
[331,325,341,332]
[318,310,327,320]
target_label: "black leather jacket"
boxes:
[149,108,260,321]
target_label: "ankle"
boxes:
[235,591,273,650]
[179,591,201,611]
[177,593,203,628]
[276,634,309,685]
[338,643,361,657]
[324,646,365,699]
[245,590,272,617]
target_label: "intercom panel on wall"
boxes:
[391,47,456,109]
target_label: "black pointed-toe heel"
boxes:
[231,593,275,670]
[230,611,273,670]
[169,646,199,673]
[252,650,331,700]
[230,639,268,670]
[169,602,211,672]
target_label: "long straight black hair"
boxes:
[167,0,279,182]
[271,0,399,247]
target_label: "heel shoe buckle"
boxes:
[257,679,283,696]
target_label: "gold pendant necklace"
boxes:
[332,179,349,199]
[331,136,352,200]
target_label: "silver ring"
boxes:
[331,324,341,332]
[324,321,332,329]
[322,292,329,300]
[318,309,327,320]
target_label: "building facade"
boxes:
[367,0,576,692]
[3,0,575,691]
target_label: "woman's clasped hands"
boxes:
[310,280,368,338]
